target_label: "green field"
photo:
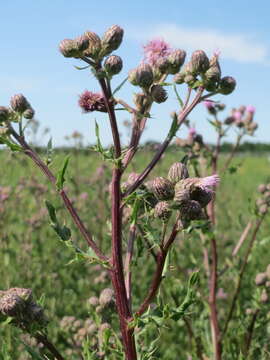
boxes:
[1,148,270,359]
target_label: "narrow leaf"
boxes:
[112,77,128,96]
[56,156,70,190]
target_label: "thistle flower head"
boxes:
[0,106,10,124]
[154,201,172,222]
[143,38,172,66]
[100,25,124,57]
[78,90,107,113]
[10,94,30,113]
[204,100,214,109]
[188,128,197,138]
[233,111,242,120]
[104,55,123,76]
[246,105,256,114]
[198,174,220,189]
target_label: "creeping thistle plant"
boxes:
[1,24,268,360]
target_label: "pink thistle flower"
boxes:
[213,49,221,58]
[79,192,88,200]
[233,110,242,120]
[143,38,172,66]
[78,90,107,113]
[246,105,256,114]
[203,100,214,109]
[198,174,220,189]
[217,288,228,300]
[188,127,197,138]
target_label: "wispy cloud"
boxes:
[129,24,268,64]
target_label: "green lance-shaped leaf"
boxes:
[45,200,57,223]
[173,83,184,108]
[171,271,200,321]
[74,64,90,70]
[45,137,53,165]
[56,155,70,190]
[112,76,128,96]
[168,112,179,139]
[45,200,71,241]
[0,136,22,152]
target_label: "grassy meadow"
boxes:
[1,147,270,359]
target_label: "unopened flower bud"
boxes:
[245,308,255,315]
[204,100,216,115]
[180,200,202,221]
[75,35,90,53]
[0,106,9,123]
[150,85,168,103]
[191,187,213,207]
[167,49,186,74]
[173,184,190,207]
[135,63,154,89]
[190,50,209,74]
[259,204,268,215]
[256,198,266,208]
[168,162,189,184]
[154,201,172,222]
[173,72,185,84]
[128,68,139,86]
[100,25,124,57]
[83,31,102,59]
[255,272,267,286]
[59,39,81,58]
[23,107,35,119]
[10,94,30,113]
[204,65,221,84]
[184,74,197,86]
[260,289,269,304]
[104,55,123,76]
[0,293,25,316]
[88,296,99,307]
[219,76,236,95]
[263,191,270,200]
[224,116,235,125]
[155,57,170,74]
[152,177,174,200]
[99,288,114,307]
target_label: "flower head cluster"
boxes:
[143,38,172,66]
[0,288,47,330]
[224,105,258,134]
[256,183,270,215]
[254,264,270,304]
[78,90,108,113]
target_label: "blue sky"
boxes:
[0,0,269,146]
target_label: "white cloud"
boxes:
[129,24,268,64]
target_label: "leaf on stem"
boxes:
[112,76,128,96]
[56,156,70,190]
[0,136,22,152]
[45,200,71,241]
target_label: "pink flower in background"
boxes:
[143,38,172,65]
[204,100,214,109]
[246,105,256,114]
[188,127,197,138]
[233,110,242,120]
[79,192,88,200]
[78,90,107,113]
[217,288,228,300]
[213,49,221,58]
[199,175,220,189]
